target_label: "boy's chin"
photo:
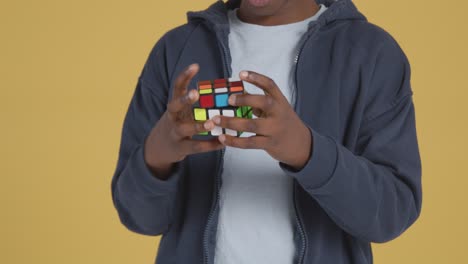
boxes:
[245,0,272,8]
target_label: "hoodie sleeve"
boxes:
[110,34,185,236]
[280,36,422,243]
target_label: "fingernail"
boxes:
[186,64,197,74]
[188,90,197,100]
[204,120,213,130]
[212,115,220,125]
[218,134,226,143]
[240,71,248,79]
[228,94,236,105]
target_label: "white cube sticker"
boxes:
[214,87,228,93]
[222,110,236,136]
[222,109,234,117]
[208,109,222,136]
[226,128,237,136]
[208,109,220,118]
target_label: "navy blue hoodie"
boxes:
[111,0,422,263]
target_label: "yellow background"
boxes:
[1,0,466,263]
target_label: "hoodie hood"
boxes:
[187,0,367,30]
[185,0,368,80]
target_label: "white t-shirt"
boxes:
[214,4,328,264]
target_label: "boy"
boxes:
[111,0,422,263]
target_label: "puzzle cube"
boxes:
[192,78,253,138]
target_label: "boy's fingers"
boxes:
[182,138,225,155]
[213,115,269,135]
[173,120,215,139]
[252,108,264,117]
[228,93,276,113]
[239,70,284,102]
[167,89,199,117]
[173,63,199,98]
[218,134,270,150]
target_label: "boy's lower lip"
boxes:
[247,0,271,8]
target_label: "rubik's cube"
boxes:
[193,78,252,138]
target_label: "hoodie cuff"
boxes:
[126,144,183,195]
[279,125,338,190]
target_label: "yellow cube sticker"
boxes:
[194,108,207,121]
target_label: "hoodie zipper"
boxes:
[291,27,314,264]
[203,27,229,264]
[292,22,322,264]
[203,148,224,264]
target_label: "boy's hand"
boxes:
[212,70,313,171]
[144,63,223,180]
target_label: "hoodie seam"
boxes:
[362,36,413,123]
[137,23,200,104]
[363,92,413,123]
